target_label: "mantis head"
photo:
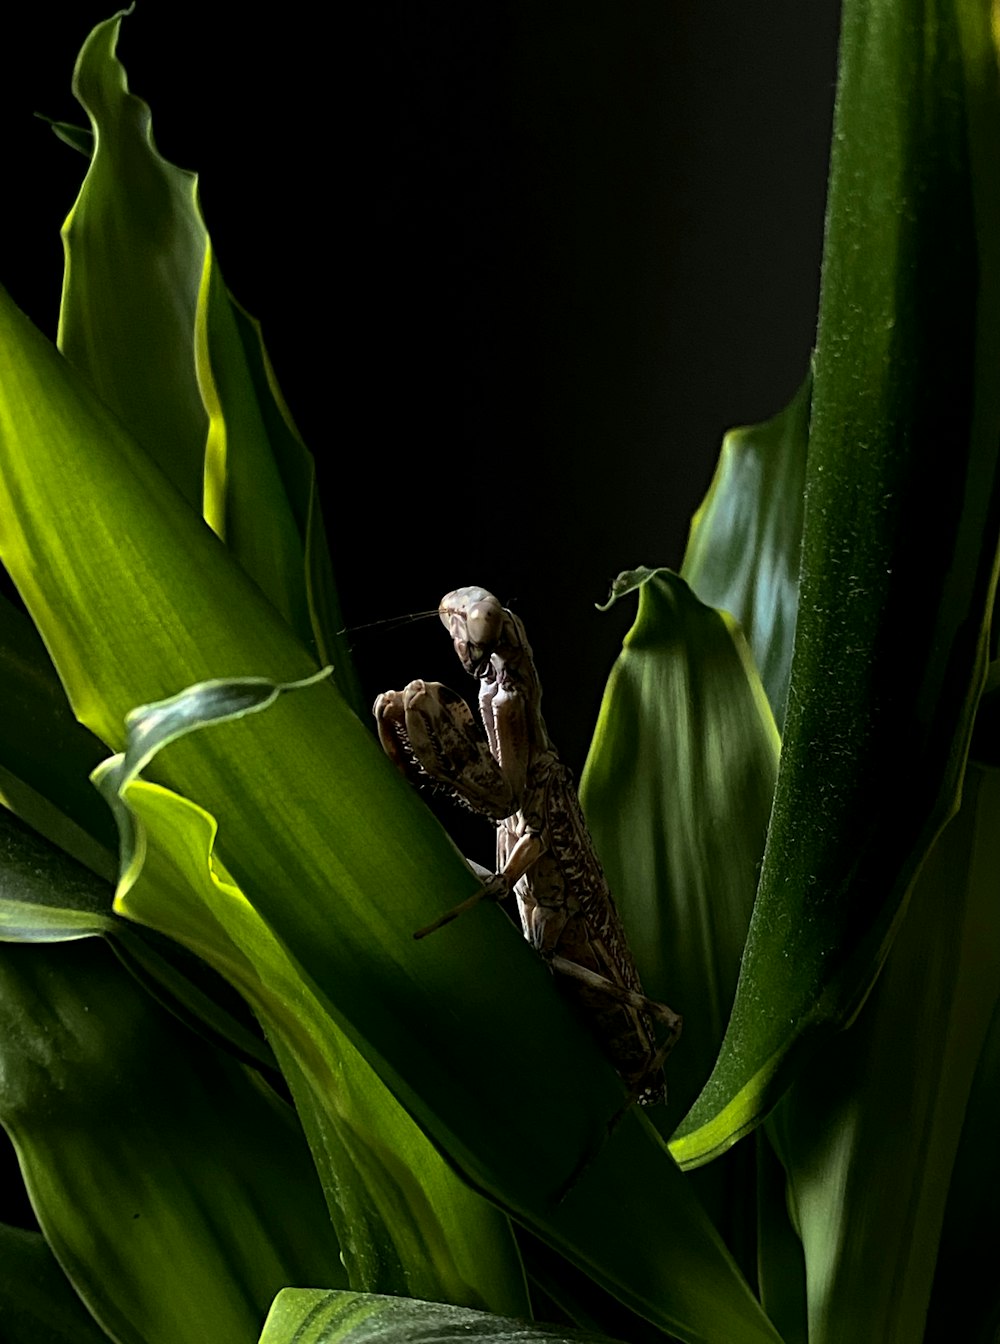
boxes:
[438,588,511,679]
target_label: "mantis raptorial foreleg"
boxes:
[374,587,682,1111]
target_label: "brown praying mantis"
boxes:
[374,586,681,1111]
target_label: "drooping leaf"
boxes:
[0,287,781,1341]
[0,1223,112,1344]
[0,938,344,1344]
[766,762,1000,1343]
[674,0,1000,1165]
[681,374,810,732]
[0,606,279,1069]
[0,796,276,1072]
[95,666,333,886]
[258,1289,627,1344]
[97,726,528,1316]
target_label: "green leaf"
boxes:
[766,763,1000,1342]
[118,668,333,772]
[0,806,114,941]
[59,10,208,511]
[581,569,778,1128]
[258,1290,627,1344]
[224,295,359,695]
[99,670,780,1340]
[0,289,780,1340]
[0,938,345,1344]
[0,627,279,1071]
[674,0,1000,1165]
[36,115,94,158]
[57,11,361,708]
[580,570,778,1282]
[0,800,277,1073]
[99,740,529,1314]
[0,595,116,879]
[681,375,810,732]
[0,1223,112,1344]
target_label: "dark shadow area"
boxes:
[2,2,841,765]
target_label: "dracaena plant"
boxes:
[1,5,998,1344]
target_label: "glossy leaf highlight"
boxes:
[259,1290,627,1344]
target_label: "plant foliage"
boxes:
[0,4,998,1343]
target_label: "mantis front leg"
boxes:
[374,678,522,820]
[374,678,546,937]
[375,586,682,1136]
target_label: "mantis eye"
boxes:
[465,598,502,649]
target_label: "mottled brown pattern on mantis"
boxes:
[374,587,681,1107]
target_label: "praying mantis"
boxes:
[374,586,681,1110]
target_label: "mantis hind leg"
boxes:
[547,954,683,1079]
[545,955,683,1204]
[412,834,546,940]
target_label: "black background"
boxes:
[3,1,840,766]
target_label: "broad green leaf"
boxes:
[225,295,357,687]
[110,920,280,1075]
[57,11,362,709]
[0,619,278,1069]
[681,374,810,732]
[117,669,333,770]
[766,763,1000,1343]
[0,291,780,1341]
[580,570,777,1280]
[0,1223,111,1344]
[674,0,1000,1164]
[0,938,344,1344]
[196,251,314,646]
[259,1290,625,1344]
[0,796,276,1070]
[99,751,529,1313]
[58,10,208,510]
[100,672,780,1341]
[581,569,779,1129]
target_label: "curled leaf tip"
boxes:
[596,566,657,610]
